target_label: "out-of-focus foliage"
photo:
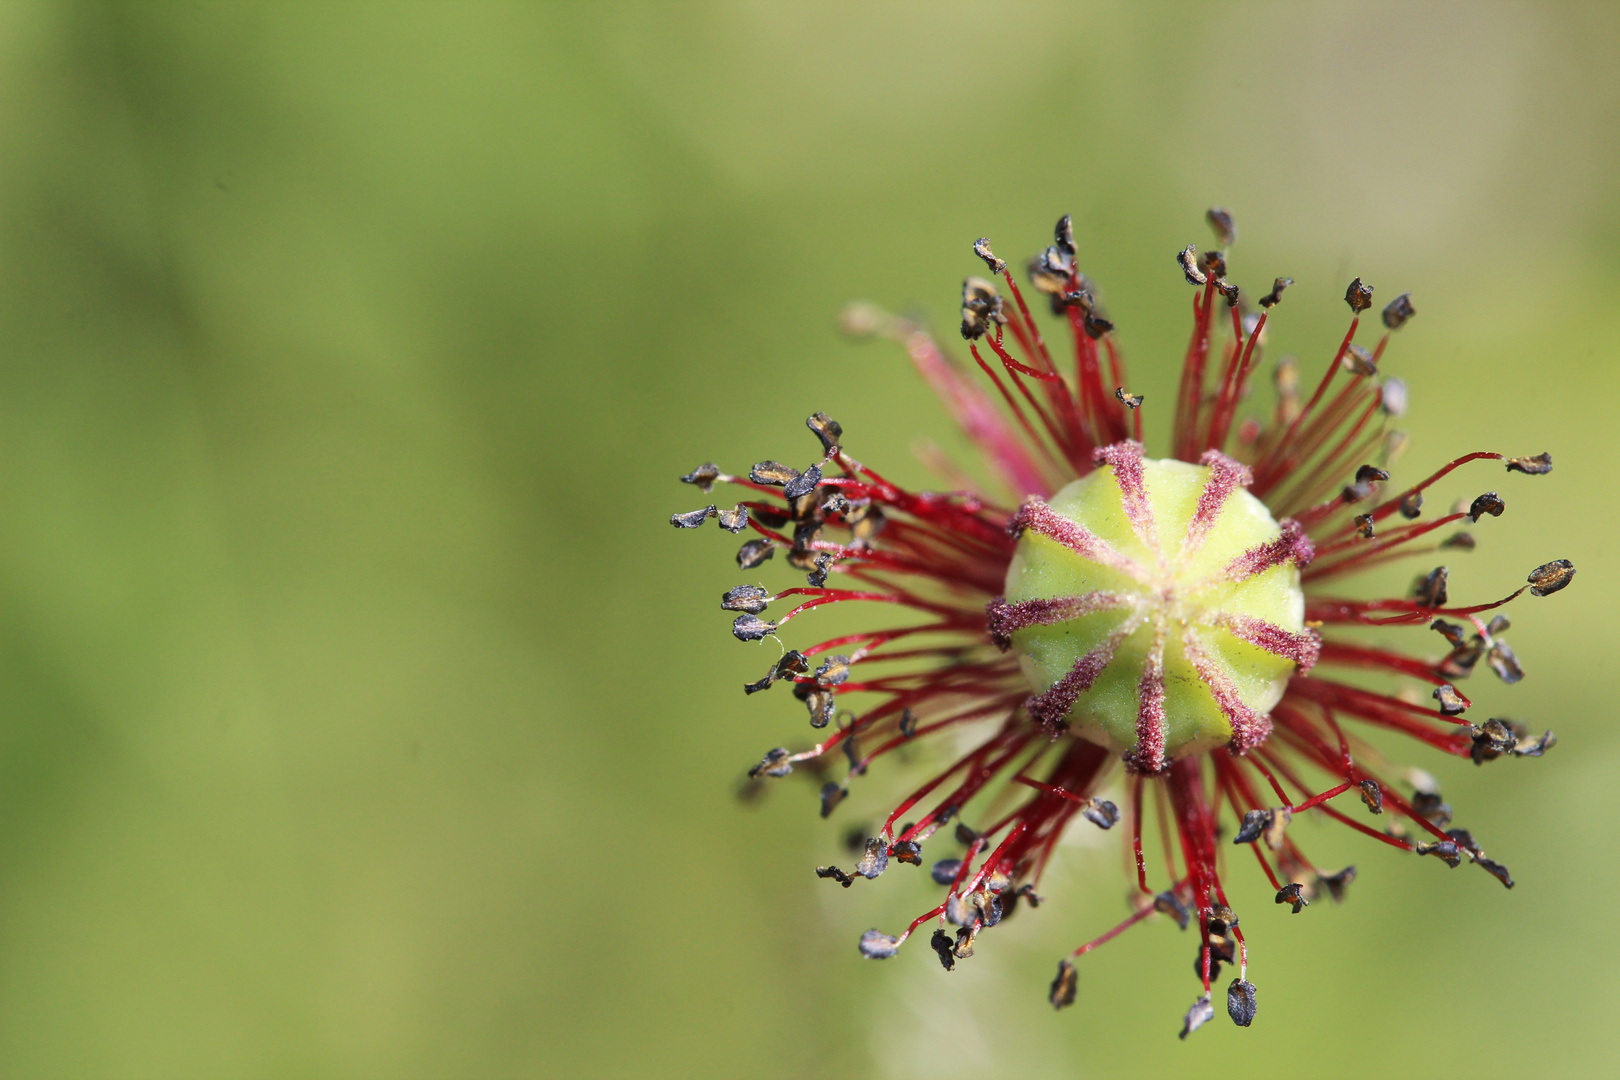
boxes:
[0,3,1613,1077]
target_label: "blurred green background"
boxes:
[0,2,1614,1077]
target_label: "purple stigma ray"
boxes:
[1013,498,1148,580]
[1132,621,1168,773]
[1181,450,1254,557]
[1181,627,1273,754]
[1025,616,1144,729]
[986,591,1131,650]
[1218,519,1315,583]
[1093,441,1158,555]
[1213,613,1322,673]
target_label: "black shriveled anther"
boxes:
[722,585,770,615]
[1430,618,1467,647]
[1318,865,1357,902]
[1505,452,1552,475]
[1414,566,1449,608]
[1015,883,1043,909]
[891,840,922,866]
[1411,791,1453,827]
[1154,890,1191,930]
[1467,492,1505,523]
[671,505,719,529]
[717,505,749,533]
[1487,641,1524,684]
[1446,828,1483,858]
[1468,718,1519,764]
[960,277,1008,341]
[814,655,850,688]
[857,929,899,957]
[743,673,773,695]
[1358,779,1383,814]
[680,463,721,493]
[806,552,835,588]
[732,613,778,641]
[749,747,793,779]
[1415,839,1463,868]
[1054,214,1077,256]
[1353,513,1376,539]
[1115,387,1144,409]
[973,237,1007,275]
[1227,979,1258,1027]
[1233,809,1268,845]
[1514,729,1556,757]
[1207,904,1240,935]
[1345,277,1374,313]
[1356,464,1391,485]
[806,412,843,454]
[930,859,961,886]
[1527,559,1576,596]
[1206,206,1237,247]
[1195,935,1235,981]
[818,865,854,888]
[1441,531,1476,551]
[1082,798,1120,830]
[784,465,822,501]
[1476,856,1515,889]
[1382,291,1417,330]
[1432,683,1469,716]
[1341,343,1378,377]
[1487,614,1512,635]
[819,782,847,818]
[899,708,918,738]
[803,688,835,728]
[930,929,957,972]
[751,462,800,488]
[1028,247,1075,297]
[1084,312,1115,338]
[842,735,866,779]
[1050,959,1078,1009]
[1400,491,1424,519]
[1179,996,1216,1040]
[1177,245,1208,286]
[1258,277,1293,308]
[849,505,886,545]
[1275,882,1309,913]
[855,838,889,880]
[736,540,775,570]
[1215,279,1240,307]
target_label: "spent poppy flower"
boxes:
[671,210,1568,1036]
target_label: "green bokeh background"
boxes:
[0,3,1614,1077]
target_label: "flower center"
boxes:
[992,443,1316,772]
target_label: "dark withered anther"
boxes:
[1233,809,1268,845]
[850,505,887,545]
[1414,566,1449,608]
[899,708,918,738]
[1445,828,1483,858]
[1487,641,1524,684]
[1353,513,1376,539]
[890,840,922,866]
[1206,206,1237,248]
[717,505,749,533]
[1400,491,1424,519]
[1412,790,1452,827]
[1430,618,1467,647]
[1028,246,1075,296]
[1318,865,1357,902]
[1227,979,1258,1027]
[736,539,775,571]
[1469,718,1519,764]
[722,584,771,614]
[1275,882,1309,913]
[1432,683,1468,715]
[858,929,899,958]
[954,821,980,845]
[1177,245,1208,286]
[1195,935,1235,981]
[806,412,843,453]
[1345,277,1374,313]
[784,465,822,501]
[1215,279,1240,307]
[959,276,1008,341]
[1054,214,1077,256]
[855,838,889,879]
[930,929,957,971]
[1505,452,1552,475]
[776,651,810,678]
[671,505,719,529]
[806,552,835,588]
[842,734,865,777]
[817,865,854,888]
[1468,492,1505,522]
[819,782,847,818]
[1115,387,1144,410]
[1084,312,1115,338]
[1527,559,1576,596]
[1381,291,1417,330]
[1415,839,1463,868]
[1438,632,1483,679]
[1477,856,1515,889]
[750,461,799,487]
[732,613,778,641]
[1049,959,1078,1009]
[1258,277,1293,308]
[953,925,978,960]
[930,858,962,886]
[1207,904,1239,935]
[1341,343,1378,377]
[804,688,835,728]
[1016,883,1043,909]
[743,674,774,695]
[815,655,851,688]
[680,463,722,492]
[1341,481,1372,505]
[1441,531,1476,550]
[1356,464,1391,485]
[1179,996,1216,1040]
[749,747,793,779]
[752,506,790,528]
[1154,890,1191,930]
[1514,729,1556,757]
[973,237,1007,275]
[1197,248,1227,279]
[1082,798,1120,830]
[1358,779,1383,814]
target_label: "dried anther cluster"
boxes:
[670,209,1570,1037]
